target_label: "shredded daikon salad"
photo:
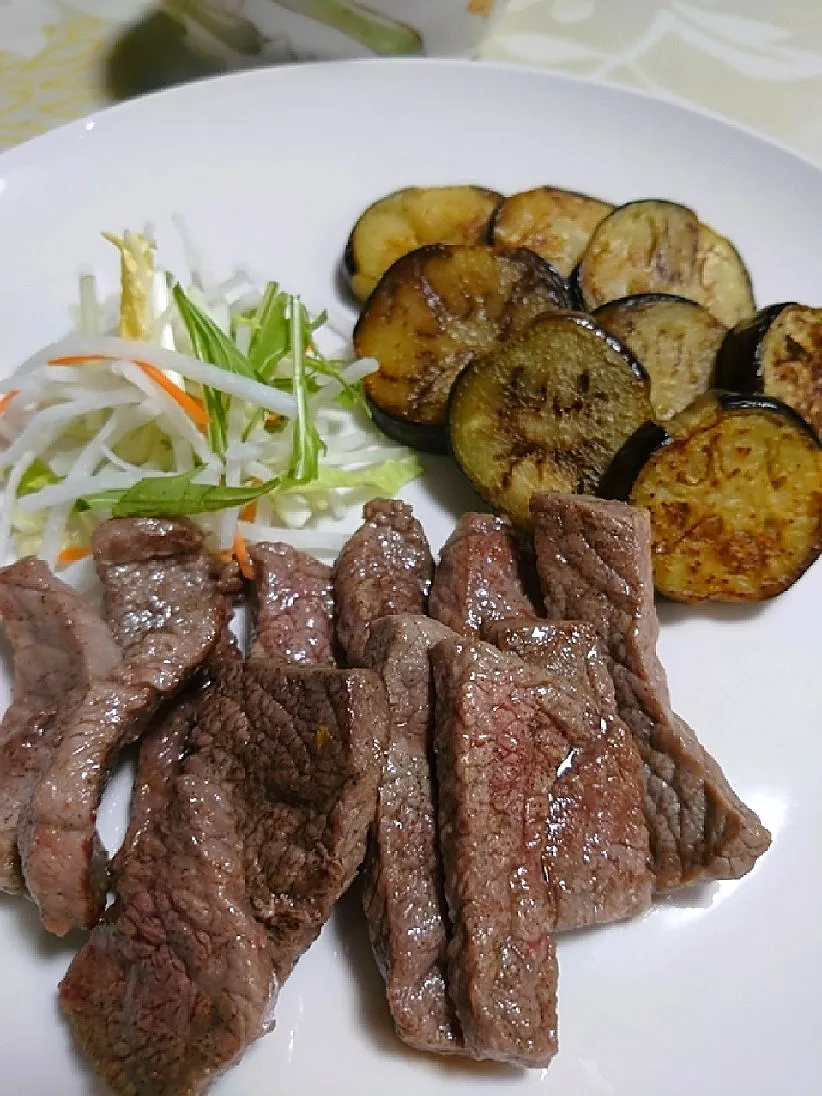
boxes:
[0,227,422,576]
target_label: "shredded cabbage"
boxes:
[0,224,422,568]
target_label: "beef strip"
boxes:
[530,493,772,888]
[486,618,653,929]
[248,542,335,665]
[360,614,464,1056]
[112,685,214,880]
[334,498,433,665]
[429,513,538,638]
[223,659,387,977]
[19,517,227,936]
[430,637,566,1068]
[59,682,276,1096]
[0,559,120,893]
[60,655,387,1096]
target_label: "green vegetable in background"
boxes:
[163,0,266,54]
[164,0,423,57]
[274,0,423,55]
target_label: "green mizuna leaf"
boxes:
[287,295,326,484]
[246,281,290,380]
[81,471,278,517]
[172,284,256,379]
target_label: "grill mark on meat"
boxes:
[428,513,538,638]
[360,614,465,1056]
[431,637,564,1067]
[0,559,120,893]
[60,657,387,1095]
[487,618,653,929]
[531,492,771,888]
[334,499,433,666]
[19,518,226,936]
[248,542,335,665]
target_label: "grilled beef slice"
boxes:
[19,517,226,935]
[60,656,387,1096]
[430,637,566,1068]
[428,513,538,638]
[249,542,335,665]
[360,614,464,1056]
[530,493,772,888]
[334,498,433,665]
[486,619,653,929]
[0,559,120,893]
[112,684,214,880]
[59,685,276,1096]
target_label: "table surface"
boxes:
[3,1,822,165]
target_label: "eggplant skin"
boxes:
[344,185,503,302]
[490,186,613,278]
[604,391,822,602]
[448,311,653,527]
[575,199,755,328]
[597,420,671,501]
[353,243,573,450]
[594,293,727,421]
[715,302,822,436]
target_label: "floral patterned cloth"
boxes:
[3,0,822,162]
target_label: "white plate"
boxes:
[0,58,819,1096]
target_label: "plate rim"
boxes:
[1,56,821,181]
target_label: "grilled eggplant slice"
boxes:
[595,294,726,420]
[600,391,822,602]
[575,200,755,327]
[344,185,503,302]
[715,303,822,435]
[490,186,613,278]
[448,311,652,526]
[354,243,573,451]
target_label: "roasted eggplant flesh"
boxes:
[344,185,503,302]
[354,244,572,447]
[448,311,652,527]
[490,186,613,278]
[715,302,822,436]
[607,391,821,602]
[594,294,727,420]
[575,200,755,327]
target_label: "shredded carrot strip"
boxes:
[49,355,112,366]
[137,362,211,427]
[0,390,19,415]
[232,530,254,580]
[240,499,258,522]
[58,545,92,565]
[48,355,210,427]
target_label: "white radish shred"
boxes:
[0,222,422,568]
[24,336,298,418]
